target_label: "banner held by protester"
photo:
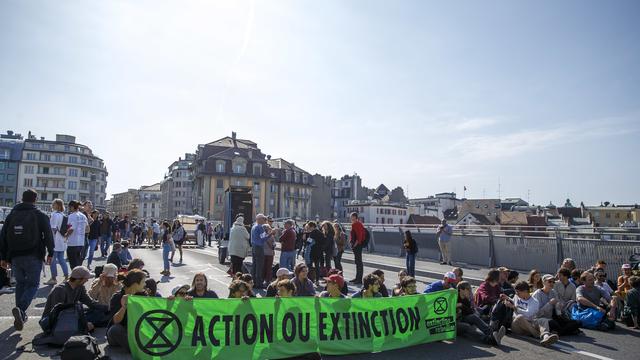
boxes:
[127,290,457,359]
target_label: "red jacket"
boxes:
[350,221,366,247]
[279,227,297,252]
[474,281,502,308]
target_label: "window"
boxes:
[68,181,77,190]
[81,158,87,165]
[216,179,223,189]
[269,198,275,206]
[254,197,260,208]
[253,182,260,193]
[294,172,300,183]
[41,167,49,174]
[302,174,308,184]
[0,149,9,160]
[41,153,51,161]
[26,153,37,160]
[41,193,48,201]
[152,203,155,209]
[216,194,223,204]
[25,165,35,174]
[81,170,88,177]
[253,163,262,176]
[48,144,55,150]
[69,156,78,164]
[232,158,247,174]
[66,194,76,201]
[24,178,33,187]
[69,168,78,177]
[52,193,59,199]
[64,145,70,152]
[216,160,225,173]
[285,171,291,182]
[7,174,15,181]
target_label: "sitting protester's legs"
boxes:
[107,324,130,353]
[510,315,540,338]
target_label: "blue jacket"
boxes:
[423,280,445,294]
[251,224,268,247]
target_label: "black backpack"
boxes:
[59,214,69,237]
[37,303,89,346]
[60,335,104,360]
[6,209,39,252]
[362,228,371,248]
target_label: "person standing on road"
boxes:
[332,223,345,271]
[279,220,297,272]
[46,199,69,285]
[349,212,366,285]
[0,189,54,331]
[251,214,274,289]
[160,221,172,276]
[229,216,250,274]
[403,230,418,277]
[436,219,453,265]
[321,221,335,273]
[151,219,161,249]
[118,215,129,240]
[66,200,88,269]
[170,219,186,263]
[100,212,114,258]
[263,223,276,285]
[87,210,101,270]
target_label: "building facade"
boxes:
[16,132,108,212]
[583,205,640,228]
[110,189,138,218]
[346,200,411,225]
[160,153,195,219]
[192,133,313,221]
[0,131,24,207]
[458,198,501,224]
[137,183,162,220]
[409,192,461,219]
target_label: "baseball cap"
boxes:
[542,274,555,282]
[622,264,632,269]
[444,271,458,282]
[276,268,293,278]
[172,284,190,296]
[325,274,345,289]
[498,267,509,272]
[70,266,92,280]
[102,263,118,278]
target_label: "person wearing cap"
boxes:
[187,272,219,299]
[533,274,581,336]
[266,268,294,297]
[251,214,276,289]
[229,216,250,275]
[40,266,107,332]
[319,274,346,298]
[88,263,123,306]
[107,269,147,353]
[423,271,459,294]
[616,264,633,299]
[352,274,382,298]
[169,284,191,300]
[107,242,123,269]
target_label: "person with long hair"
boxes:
[171,219,186,263]
[320,221,335,272]
[403,230,418,277]
[187,272,219,298]
[332,223,345,271]
[46,199,69,285]
[161,221,172,276]
[107,269,147,353]
[528,269,543,293]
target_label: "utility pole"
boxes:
[498,177,501,200]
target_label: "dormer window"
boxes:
[216,160,225,173]
[253,163,262,176]
[232,158,247,174]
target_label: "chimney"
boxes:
[231,132,237,148]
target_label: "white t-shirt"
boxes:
[49,211,68,252]
[513,294,540,321]
[67,211,88,247]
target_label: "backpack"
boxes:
[45,303,89,346]
[362,228,371,248]
[6,209,39,252]
[60,335,103,360]
[59,214,69,237]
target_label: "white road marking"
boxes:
[553,344,615,360]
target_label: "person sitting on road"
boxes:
[497,267,511,294]
[107,269,147,353]
[169,284,191,300]
[238,273,256,297]
[570,269,582,287]
[576,271,618,322]
[501,269,518,298]
[107,242,123,269]
[228,280,251,299]
[528,269,543,293]
[561,258,576,272]
[392,269,408,296]
[399,276,418,296]
[292,263,316,297]
[266,268,294,297]
[616,264,633,300]
[371,269,390,297]
[324,268,349,295]
[119,240,132,266]
[594,269,615,296]
[319,274,347,298]
[622,276,640,329]
[504,281,559,347]
[453,267,464,282]
[535,274,581,336]
[554,268,576,308]
[127,258,145,272]
[352,274,382,298]
[456,281,506,346]
[88,263,122,306]
[144,278,161,297]
[424,271,459,294]
[40,266,108,333]
[187,272,219,299]
[474,269,502,317]
[277,279,296,298]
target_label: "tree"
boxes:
[389,187,408,204]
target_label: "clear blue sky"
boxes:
[1,0,638,206]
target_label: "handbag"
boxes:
[168,238,176,252]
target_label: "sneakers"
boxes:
[540,333,559,347]
[45,278,57,285]
[0,286,15,294]
[12,307,24,331]
[492,325,506,346]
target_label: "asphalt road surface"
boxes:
[0,244,638,360]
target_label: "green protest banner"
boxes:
[127,290,457,359]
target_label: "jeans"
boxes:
[406,252,416,277]
[333,250,343,271]
[87,239,98,267]
[100,234,112,257]
[12,255,43,315]
[353,245,363,282]
[50,251,69,278]
[279,251,296,271]
[461,313,492,337]
[67,246,84,269]
[162,243,171,271]
[251,245,265,287]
